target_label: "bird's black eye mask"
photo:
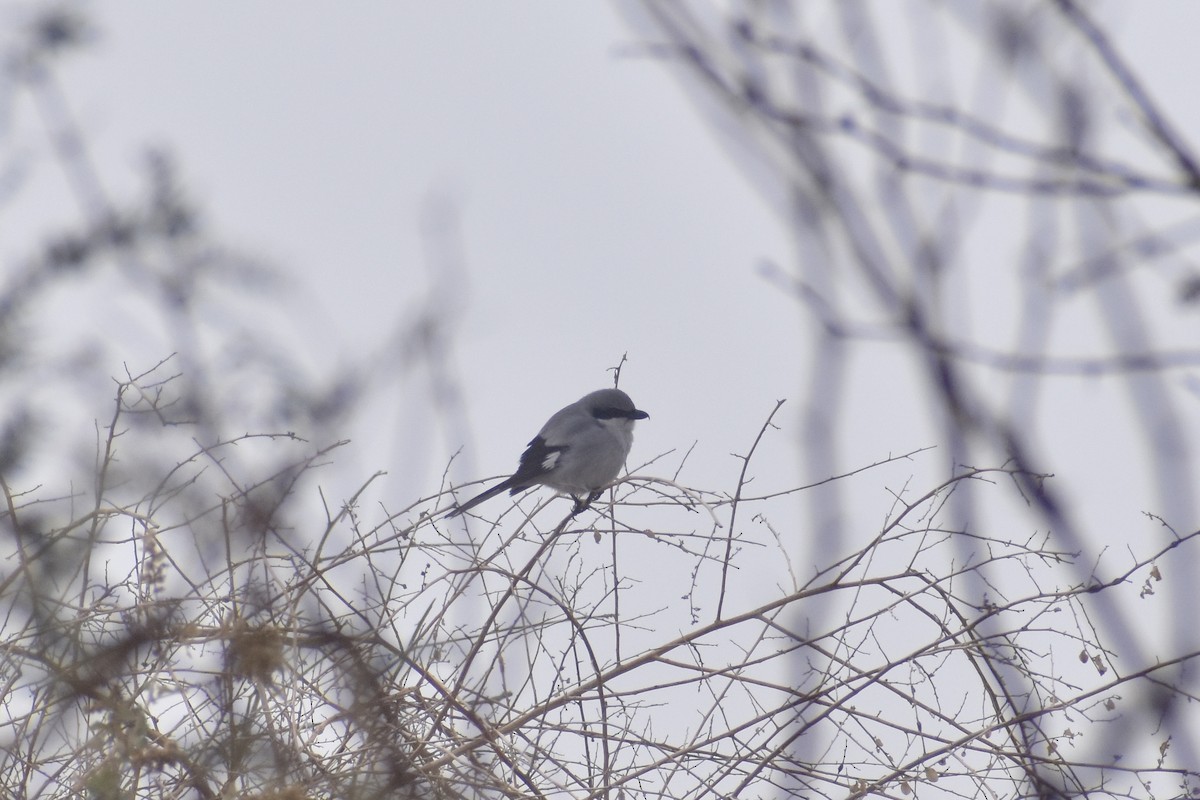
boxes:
[592,406,649,421]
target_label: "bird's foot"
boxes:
[570,490,604,517]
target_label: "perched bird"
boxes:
[446,388,649,517]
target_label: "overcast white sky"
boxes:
[5,2,1200,590]
[32,3,802,503]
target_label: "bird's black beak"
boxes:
[631,409,649,420]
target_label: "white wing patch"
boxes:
[541,451,561,472]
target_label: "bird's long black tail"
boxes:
[444,476,524,518]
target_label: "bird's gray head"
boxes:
[582,388,649,423]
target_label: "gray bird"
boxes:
[446,388,649,517]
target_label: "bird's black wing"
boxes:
[506,435,569,494]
